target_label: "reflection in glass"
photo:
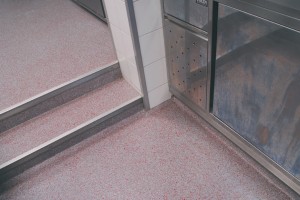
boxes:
[213,4,300,179]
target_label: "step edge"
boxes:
[0,96,143,177]
[0,61,119,120]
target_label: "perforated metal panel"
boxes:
[165,20,207,110]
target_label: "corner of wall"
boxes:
[104,0,171,109]
[103,0,142,95]
[133,0,171,108]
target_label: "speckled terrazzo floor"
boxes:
[1,99,298,199]
[0,78,139,165]
[0,0,117,111]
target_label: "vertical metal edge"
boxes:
[125,0,150,110]
[207,1,219,112]
[160,0,172,94]
[206,0,300,195]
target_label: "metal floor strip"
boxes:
[0,61,121,133]
[0,96,143,182]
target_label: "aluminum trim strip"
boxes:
[0,96,143,178]
[0,61,119,120]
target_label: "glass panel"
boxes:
[213,4,300,179]
[265,0,300,11]
[245,0,300,19]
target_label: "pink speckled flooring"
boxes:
[0,78,139,165]
[0,0,116,111]
[1,99,298,199]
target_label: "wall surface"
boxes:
[104,0,171,108]
[104,0,142,94]
[133,0,171,108]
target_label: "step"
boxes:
[0,78,142,179]
[0,0,117,112]
[0,61,121,133]
[0,99,297,199]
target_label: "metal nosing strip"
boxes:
[0,61,120,121]
[0,96,143,180]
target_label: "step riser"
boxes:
[0,62,121,133]
[0,97,143,183]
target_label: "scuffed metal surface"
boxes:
[213,5,300,179]
[165,20,207,110]
[164,0,208,31]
